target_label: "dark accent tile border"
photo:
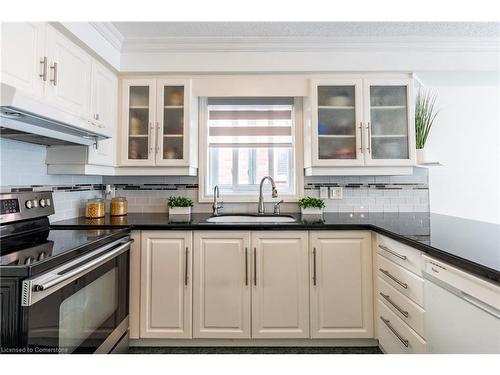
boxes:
[4,182,426,193]
[305,183,428,190]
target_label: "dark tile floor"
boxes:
[129,346,382,354]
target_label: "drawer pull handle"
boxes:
[380,292,409,318]
[244,247,248,286]
[378,244,407,260]
[379,268,408,289]
[380,316,409,348]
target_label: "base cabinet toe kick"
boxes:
[127,230,500,353]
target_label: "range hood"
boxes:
[0,83,109,146]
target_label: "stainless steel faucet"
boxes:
[212,185,223,216]
[257,176,278,214]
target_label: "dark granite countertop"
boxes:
[51,212,500,283]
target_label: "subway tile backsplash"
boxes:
[1,139,429,220]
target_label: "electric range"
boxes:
[0,191,131,354]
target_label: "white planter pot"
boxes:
[416,148,427,164]
[300,207,324,216]
[169,206,191,216]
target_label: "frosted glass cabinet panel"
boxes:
[156,80,192,166]
[364,80,415,166]
[122,80,156,166]
[312,80,364,166]
[161,86,185,160]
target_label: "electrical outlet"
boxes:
[319,186,329,199]
[329,187,343,200]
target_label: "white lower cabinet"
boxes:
[309,231,373,338]
[251,231,310,338]
[193,231,251,338]
[140,231,192,338]
[136,230,375,342]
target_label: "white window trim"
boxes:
[198,97,304,203]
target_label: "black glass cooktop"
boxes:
[0,227,128,277]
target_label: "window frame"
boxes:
[198,97,304,203]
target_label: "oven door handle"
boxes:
[33,240,133,292]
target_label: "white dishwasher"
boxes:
[423,256,500,354]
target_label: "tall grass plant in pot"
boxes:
[415,90,439,163]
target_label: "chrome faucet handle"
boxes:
[273,200,284,215]
[213,185,223,215]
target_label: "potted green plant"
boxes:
[415,90,439,163]
[168,196,194,217]
[298,197,325,217]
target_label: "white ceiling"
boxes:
[112,22,499,39]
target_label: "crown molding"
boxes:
[89,22,124,51]
[120,36,499,53]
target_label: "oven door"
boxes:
[21,237,132,354]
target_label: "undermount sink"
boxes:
[206,215,296,224]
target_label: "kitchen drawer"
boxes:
[376,234,423,276]
[377,255,424,307]
[377,301,427,354]
[378,276,425,338]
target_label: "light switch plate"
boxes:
[319,187,329,199]
[329,187,343,200]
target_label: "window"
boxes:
[201,97,300,201]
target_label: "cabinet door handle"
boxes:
[379,268,408,289]
[312,247,317,286]
[184,247,189,286]
[366,122,371,153]
[148,122,153,155]
[244,247,248,286]
[155,121,160,155]
[380,292,409,318]
[253,248,257,286]
[39,57,47,81]
[359,122,363,151]
[49,62,58,86]
[380,316,409,348]
[378,244,407,260]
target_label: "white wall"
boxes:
[425,84,500,223]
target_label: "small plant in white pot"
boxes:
[298,197,325,217]
[415,90,439,164]
[168,196,193,218]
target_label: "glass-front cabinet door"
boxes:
[364,79,416,166]
[312,79,364,166]
[155,79,191,166]
[122,79,156,166]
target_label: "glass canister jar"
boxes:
[85,198,105,218]
[110,197,128,216]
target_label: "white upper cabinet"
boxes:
[311,79,365,167]
[45,26,92,117]
[119,78,197,171]
[87,61,118,166]
[0,22,45,98]
[307,76,416,175]
[363,79,416,166]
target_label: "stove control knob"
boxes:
[32,200,38,208]
[25,200,33,209]
[46,198,51,207]
[39,199,46,207]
